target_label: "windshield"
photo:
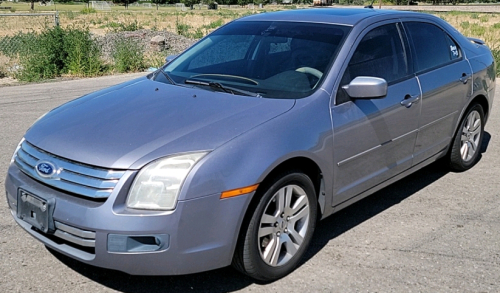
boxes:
[161,21,350,99]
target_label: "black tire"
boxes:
[232,171,317,281]
[449,103,485,171]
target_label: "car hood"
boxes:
[25,77,295,169]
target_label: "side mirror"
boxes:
[165,54,179,64]
[342,76,387,99]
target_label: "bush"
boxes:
[112,37,145,73]
[64,28,105,76]
[12,27,105,81]
[103,20,144,32]
[81,7,97,14]
[16,27,66,81]
[176,22,191,37]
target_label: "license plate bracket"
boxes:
[17,189,55,233]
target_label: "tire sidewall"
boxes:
[243,172,317,281]
[450,104,485,170]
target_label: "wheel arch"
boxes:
[254,157,324,213]
[231,156,324,274]
[471,94,490,123]
[239,156,324,233]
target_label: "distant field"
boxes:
[0,4,290,37]
[0,5,499,79]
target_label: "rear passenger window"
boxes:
[404,22,461,72]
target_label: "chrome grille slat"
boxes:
[55,221,96,239]
[54,221,96,248]
[58,170,119,189]
[15,141,125,199]
[22,142,124,180]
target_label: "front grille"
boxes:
[54,221,96,248]
[15,141,126,199]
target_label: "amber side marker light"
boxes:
[221,184,259,199]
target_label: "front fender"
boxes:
[179,90,335,204]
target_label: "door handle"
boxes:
[460,73,471,84]
[400,94,420,108]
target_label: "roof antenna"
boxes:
[364,0,375,8]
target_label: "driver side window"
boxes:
[336,23,408,104]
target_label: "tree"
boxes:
[152,0,168,10]
[180,0,197,9]
[112,0,131,9]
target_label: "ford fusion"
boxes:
[5,8,495,281]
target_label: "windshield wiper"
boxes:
[184,79,261,97]
[151,69,176,85]
[161,70,176,85]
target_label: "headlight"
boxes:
[126,152,208,211]
[10,137,25,164]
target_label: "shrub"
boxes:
[64,28,105,77]
[120,20,143,32]
[203,19,224,30]
[81,7,97,14]
[176,22,191,37]
[104,20,144,32]
[112,37,146,73]
[15,27,66,81]
[12,27,105,81]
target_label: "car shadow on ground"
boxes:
[48,132,491,293]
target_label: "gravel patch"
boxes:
[96,29,197,61]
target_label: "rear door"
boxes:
[331,22,421,206]
[403,21,472,165]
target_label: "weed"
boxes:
[120,20,143,32]
[7,27,106,81]
[176,15,191,38]
[203,18,224,29]
[103,20,144,32]
[469,23,486,37]
[491,45,500,77]
[146,51,167,69]
[81,7,97,14]
[112,37,146,73]
[64,10,77,20]
[190,28,204,39]
[64,27,105,77]
[15,27,66,81]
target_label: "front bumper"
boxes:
[5,164,251,275]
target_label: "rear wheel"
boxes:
[449,103,485,171]
[232,171,317,281]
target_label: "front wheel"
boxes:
[449,103,485,171]
[232,172,317,281]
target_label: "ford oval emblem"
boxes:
[35,161,57,179]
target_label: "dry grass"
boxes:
[437,12,500,47]
[0,9,263,37]
[0,8,499,79]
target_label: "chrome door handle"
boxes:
[400,94,420,108]
[460,74,471,84]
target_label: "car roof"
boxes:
[236,8,418,26]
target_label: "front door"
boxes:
[331,22,421,206]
